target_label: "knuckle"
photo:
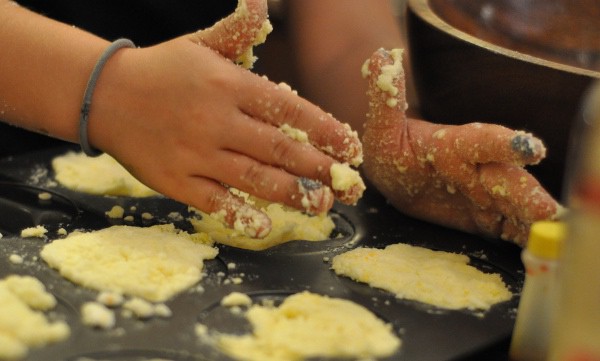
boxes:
[271,137,296,166]
[205,189,228,215]
[278,98,304,127]
[240,163,266,192]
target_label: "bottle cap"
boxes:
[527,221,566,259]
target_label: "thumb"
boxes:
[187,0,272,69]
[363,48,407,129]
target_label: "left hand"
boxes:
[361,48,562,245]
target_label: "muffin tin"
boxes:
[0,146,524,361]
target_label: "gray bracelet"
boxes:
[79,38,135,157]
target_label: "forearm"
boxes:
[0,0,109,143]
[288,0,407,134]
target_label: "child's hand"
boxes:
[362,48,561,245]
[90,0,363,238]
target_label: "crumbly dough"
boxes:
[0,275,70,360]
[51,151,158,197]
[40,224,217,302]
[190,199,335,251]
[81,302,115,330]
[20,225,47,238]
[330,163,365,196]
[332,243,512,311]
[221,292,253,308]
[279,124,309,143]
[217,291,400,361]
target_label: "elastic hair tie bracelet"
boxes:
[79,38,136,156]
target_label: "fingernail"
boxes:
[511,132,544,158]
[297,177,334,214]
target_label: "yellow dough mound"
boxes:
[217,291,401,361]
[190,200,335,251]
[332,243,512,311]
[41,224,217,302]
[51,151,158,197]
[0,275,70,360]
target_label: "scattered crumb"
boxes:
[96,291,124,307]
[8,254,23,264]
[195,323,209,339]
[38,192,52,201]
[122,298,156,319]
[168,212,184,222]
[105,205,125,219]
[141,212,153,220]
[57,228,68,236]
[122,297,171,319]
[81,302,115,329]
[221,292,253,308]
[20,225,48,238]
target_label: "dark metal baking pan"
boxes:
[0,146,524,361]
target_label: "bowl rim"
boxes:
[407,0,600,79]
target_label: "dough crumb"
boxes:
[37,192,52,201]
[20,225,47,238]
[221,292,252,308]
[8,254,23,265]
[96,291,124,307]
[279,123,309,143]
[122,297,172,319]
[81,302,115,329]
[105,205,125,219]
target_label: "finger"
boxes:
[187,0,272,68]
[436,123,546,166]
[170,176,272,238]
[221,111,365,205]
[479,163,561,243]
[209,150,335,214]
[363,48,407,130]
[238,76,364,167]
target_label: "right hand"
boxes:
[87,0,363,238]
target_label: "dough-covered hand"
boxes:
[362,48,561,245]
[87,0,363,238]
